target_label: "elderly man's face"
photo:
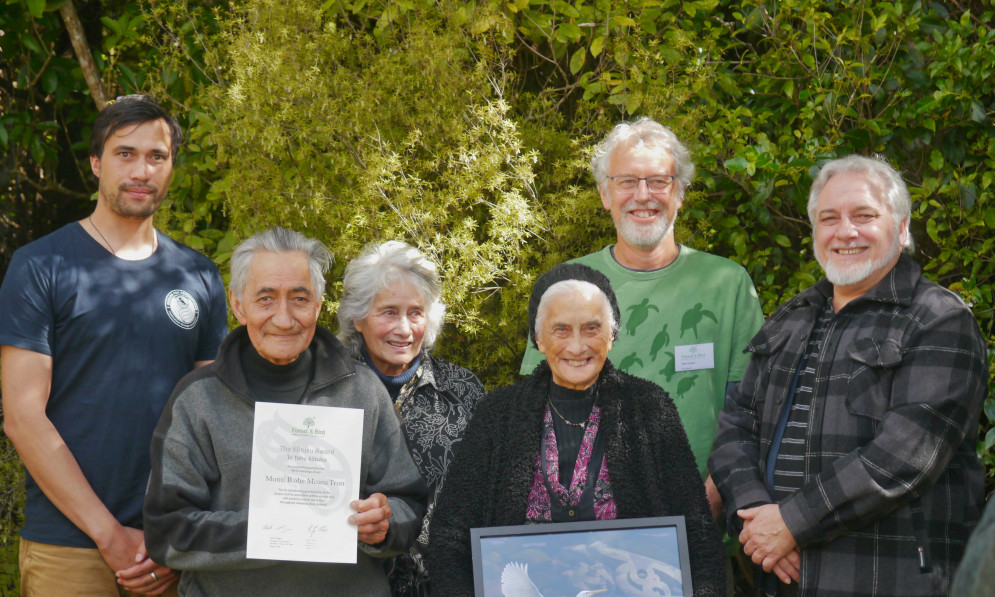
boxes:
[813,171,907,296]
[599,142,681,250]
[230,250,322,365]
[536,288,614,391]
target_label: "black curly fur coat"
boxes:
[427,359,726,596]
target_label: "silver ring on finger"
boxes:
[150,571,159,582]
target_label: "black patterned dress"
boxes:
[385,354,485,597]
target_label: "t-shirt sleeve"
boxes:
[726,268,765,382]
[195,263,229,362]
[0,252,56,356]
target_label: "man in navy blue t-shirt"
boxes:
[0,95,228,596]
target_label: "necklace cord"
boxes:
[548,398,587,428]
[88,216,116,255]
[87,216,158,257]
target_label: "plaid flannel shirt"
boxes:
[709,254,987,597]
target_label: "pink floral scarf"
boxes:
[525,405,617,522]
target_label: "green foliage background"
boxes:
[1,0,994,593]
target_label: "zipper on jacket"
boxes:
[912,504,932,572]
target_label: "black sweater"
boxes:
[427,360,725,596]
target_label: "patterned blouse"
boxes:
[526,405,617,523]
[385,353,485,597]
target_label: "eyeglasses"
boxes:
[608,175,677,193]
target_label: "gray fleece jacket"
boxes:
[144,326,427,596]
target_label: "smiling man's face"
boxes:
[600,143,681,251]
[230,250,322,365]
[813,171,907,298]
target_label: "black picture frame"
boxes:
[470,515,693,597]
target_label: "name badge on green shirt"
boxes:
[675,343,714,372]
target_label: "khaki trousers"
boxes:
[19,538,179,597]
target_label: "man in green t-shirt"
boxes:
[521,117,764,516]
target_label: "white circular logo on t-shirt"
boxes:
[164,290,200,330]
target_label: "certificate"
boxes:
[246,402,364,563]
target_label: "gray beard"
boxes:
[617,212,675,250]
[817,235,901,287]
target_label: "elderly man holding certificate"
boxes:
[144,227,427,597]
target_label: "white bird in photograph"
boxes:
[501,561,608,597]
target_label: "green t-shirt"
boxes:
[521,244,764,477]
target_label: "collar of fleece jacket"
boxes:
[211,324,355,403]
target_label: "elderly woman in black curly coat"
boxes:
[427,263,725,596]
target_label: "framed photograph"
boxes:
[471,516,693,597]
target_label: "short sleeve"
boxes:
[196,263,229,362]
[726,268,765,382]
[0,251,56,356]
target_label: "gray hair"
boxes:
[534,280,619,344]
[336,241,446,360]
[590,117,695,197]
[230,227,333,300]
[807,154,914,251]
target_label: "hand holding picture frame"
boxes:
[471,516,693,597]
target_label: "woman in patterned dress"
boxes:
[427,263,725,597]
[338,241,486,597]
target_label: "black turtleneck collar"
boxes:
[239,341,314,404]
[550,381,596,401]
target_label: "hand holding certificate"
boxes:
[247,402,364,563]
[349,493,392,545]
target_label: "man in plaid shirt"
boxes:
[708,155,987,597]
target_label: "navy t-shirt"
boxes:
[0,222,229,547]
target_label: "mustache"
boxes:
[119,183,158,193]
[624,201,664,211]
